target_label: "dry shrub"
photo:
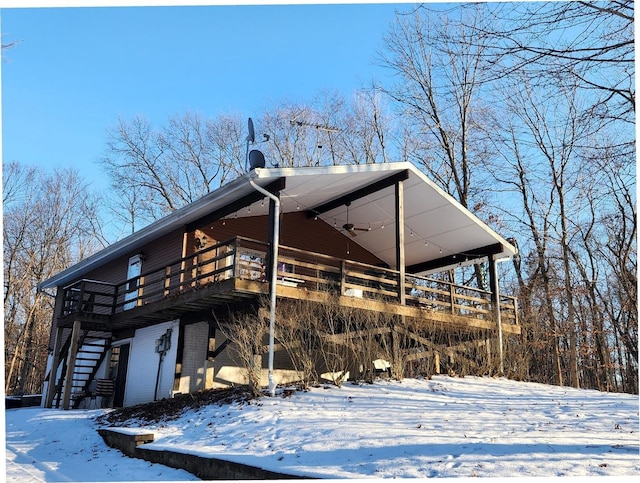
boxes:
[274,300,320,389]
[218,309,266,396]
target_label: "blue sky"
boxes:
[1,1,420,189]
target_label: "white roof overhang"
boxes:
[38,162,516,290]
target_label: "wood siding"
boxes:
[83,228,186,285]
[193,212,386,267]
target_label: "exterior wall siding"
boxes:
[197,212,385,266]
[82,228,185,286]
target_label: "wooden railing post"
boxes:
[137,275,144,307]
[164,266,172,297]
[233,238,240,278]
[449,282,456,314]
[111,285,119,314]
[77,281,86,314]
[340,261,347,295]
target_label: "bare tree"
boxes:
[378,5,496,210]
[260,102,328,168]
[477,1,635,126]
[3,163,102,395]
[102,112,246,231]
[378,5,502,294]
[336,88,393,165]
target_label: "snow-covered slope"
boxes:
[5,376,639,481]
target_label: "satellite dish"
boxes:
[245,118,257,171]
[248,149,266,170]
[247,118,255,144]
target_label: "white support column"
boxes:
[488,255,504,375]
[395,179,406,304]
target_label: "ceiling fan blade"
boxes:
[348,230,358,238]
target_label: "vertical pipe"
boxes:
[393,179,406,380]
[248,178,279,397]
[395,180,406,304]
[488,255,504,375]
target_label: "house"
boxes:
[38,162,520,409]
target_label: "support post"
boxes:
[44,326,65,408]
[206,323,216,389]
[62,320,82,410]
[488,256,504,375]
[395,179,406,304]
[391,179,406,380]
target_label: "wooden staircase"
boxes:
[46,329,112,409]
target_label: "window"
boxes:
[124,254,143,310]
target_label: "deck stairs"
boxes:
[49,330,112,409]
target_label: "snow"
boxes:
[4,376,640,481]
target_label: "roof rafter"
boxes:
[305,170,409,218]
[407,243,504,273]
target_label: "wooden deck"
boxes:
[58,236,520,335]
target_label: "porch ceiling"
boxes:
[38,162,516,290]
[247,163,517,272]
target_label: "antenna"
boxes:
[289,118,340,133]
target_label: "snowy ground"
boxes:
[4,375,640,481]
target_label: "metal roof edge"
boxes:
[250,161,415,180]
[405,166,518,258]
[37,172,254,290]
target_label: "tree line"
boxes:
[4,2,636,395]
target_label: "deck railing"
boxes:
[61,236,518,326]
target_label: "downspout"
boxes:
[248,177,279,397]
[488,254,504,375]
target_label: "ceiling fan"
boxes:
[342,202,370,237]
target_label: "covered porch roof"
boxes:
[38,162,516,291]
